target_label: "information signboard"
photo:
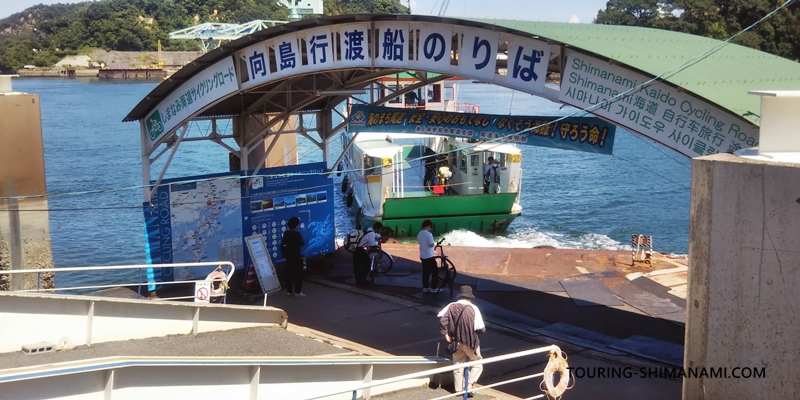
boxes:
[143,163,335,291]
[244,234,281,294]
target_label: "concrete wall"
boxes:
[0,292,288,353]
[684,153,800,399]
[0,91,54,290]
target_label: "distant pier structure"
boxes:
[98,67,167,80]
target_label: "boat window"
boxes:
[388,85,402,104]
[449,145,457,167]
[497,154,508,169]
[427,84,441,103]
[364,155,375,174]
[459,151,467,173]
[444,87,455,101]
[470,154,480,175]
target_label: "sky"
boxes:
[2,0,609,23]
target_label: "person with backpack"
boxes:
[280,216,306,297]
[353,222,383,285]
[438,285,486,397]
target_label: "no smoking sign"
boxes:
[194,281,211,303]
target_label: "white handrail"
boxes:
[0,262,236,300]
[305,344,561,400]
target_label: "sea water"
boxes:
[11,78,690,288]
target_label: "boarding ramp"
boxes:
[0,291,287,354]
[0,356,448,400]
[0,345,568,399]
[0,262,288,354]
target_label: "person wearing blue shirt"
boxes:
[484,158,501,194]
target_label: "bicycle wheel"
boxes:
[377,250,393,274]
[435,257,457,284]
[369,254,380,285]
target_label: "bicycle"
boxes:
[368,242,394,285]
[433,238,457,294]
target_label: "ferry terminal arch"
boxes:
[124,14,800,201]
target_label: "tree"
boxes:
[325,0,408,15]
[594,0,667,26]
[0,0,409,72]
[594,0,800,61]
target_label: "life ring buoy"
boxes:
[540,348,573,399]
[346,190,354,207]
[205,267,229,297]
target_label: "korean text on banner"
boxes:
[558,50,758,158]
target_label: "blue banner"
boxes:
[241,162,335,269]
[142,188,173,291]
[347,105,616,155]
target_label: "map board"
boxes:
[244,234,281,293]
[241,162,335,269]
[142,162,335,290]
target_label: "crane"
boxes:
[438,0,451,16]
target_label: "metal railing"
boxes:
[308,344,564,400]
[0,262,236,302]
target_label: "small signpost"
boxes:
[194,281,211,303]
[631,235,654,266]
[245,234,282,294]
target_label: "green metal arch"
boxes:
[466,18,800,126]
[126,14,800,145]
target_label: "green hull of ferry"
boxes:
[357,192,520,237]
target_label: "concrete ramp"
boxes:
[0,355,448,400]
[0,292,287,354]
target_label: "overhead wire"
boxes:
[1,0,793,207]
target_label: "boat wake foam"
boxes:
[441,229,631,250]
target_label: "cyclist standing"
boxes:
[417,219,440,293]
[353,222,383,285]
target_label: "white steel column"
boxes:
[139,120,152,202]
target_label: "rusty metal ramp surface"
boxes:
[559,280,624,307]
[610,283,685,316]
[610,335,684,367]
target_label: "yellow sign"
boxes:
[509,153,522,163]
[382,158,392,168]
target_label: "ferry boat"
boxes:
[340,76,523,237]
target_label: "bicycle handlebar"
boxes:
[436,238,446,246]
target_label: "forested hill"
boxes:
[594,0,800,62]
[0,0,408,72]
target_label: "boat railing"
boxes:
[402,102,480,114]
[306,344,571,400]
[0,261,236,303]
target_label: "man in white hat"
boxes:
[438,285,486,397]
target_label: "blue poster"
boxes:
[142,163,335,290]
[347,105,617,155]
[143,171,244,288]
[241,162,335,269]
[142,189,173,291]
